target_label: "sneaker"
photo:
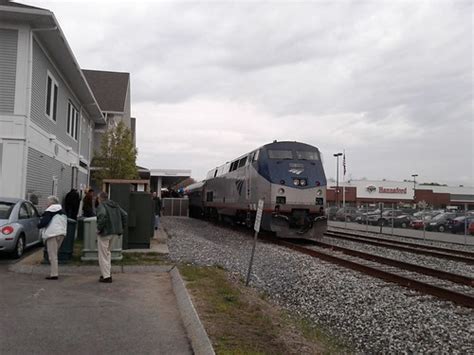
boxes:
[45,276,58,280]
[99,276,112,283]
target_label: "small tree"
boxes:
[93,121,138,186]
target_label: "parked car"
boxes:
[376,210,407,226]
[326,206,339,221]
[392,214,413,228]
[448,216,474,234]
[356,209,380,224]
[469,221,474,235]
[425,212,457,232]
[335,207,360,222]
[410,211,442,230]
[0,198,41,258]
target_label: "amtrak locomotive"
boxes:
[186,141,327,237]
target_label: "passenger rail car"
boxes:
[186,141,327,237]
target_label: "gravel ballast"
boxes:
[164,217,474,353]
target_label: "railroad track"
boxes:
[324,230,474,264]
[262,236,474,308]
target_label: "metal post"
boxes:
[334,153,342,208]
[366,203,369,235]
[246,230,259,286]
[379,202,383,234]
[171,198,174,217]
[464,203,468,245]
[391,203,394,236]
[422,206,426,241]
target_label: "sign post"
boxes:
[246,199,264,286]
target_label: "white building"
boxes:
[0,2,103,208]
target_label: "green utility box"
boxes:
[107,182,154,250]
[43,218,77,264]
[127,192,154,249]
[81,217,123,261]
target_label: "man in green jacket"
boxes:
[96,191,127,283]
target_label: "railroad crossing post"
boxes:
[246,199,264,286]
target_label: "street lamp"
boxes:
[411,174,418,204]
[334,153,343,207]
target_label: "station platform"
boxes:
[3,228,214,355]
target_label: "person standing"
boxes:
[152,191,162,230]
[38,196,67,280]
[96,192,127,283]
[64,188,80,220]
[82,189,95,217]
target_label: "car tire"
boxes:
[438,225,445,233]
[12,234,25,259]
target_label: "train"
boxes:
[185,141,328,238]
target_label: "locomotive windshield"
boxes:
[268,149,293,159]
[296,151,319,160]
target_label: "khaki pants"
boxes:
[46,235,64,277]
[97,234,117,278]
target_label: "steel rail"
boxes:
[324,231,474,265]
[290,238,474,286]
[267,238,474,308]
[328,228,474,258]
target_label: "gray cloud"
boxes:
[37,0,473,184]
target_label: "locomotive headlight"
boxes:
[316,189,323,196]
[299,179,307,186]
[293,179,300,186]
[278,188,285,194]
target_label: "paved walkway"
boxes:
[0,227,205,355]
[0,267,192,354]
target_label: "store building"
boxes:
[327,180,474,210]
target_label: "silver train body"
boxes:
[186,141,327,237]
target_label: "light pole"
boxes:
[411,174,418,205]
[334,153,342,208]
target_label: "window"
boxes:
[18,204,29,219]
[67,102,79,140]
[25,203,39,218]
[238,156,247,168]
[268,149,293,159]
[230,160,239,172]
[296,151,319,160]
[0,202,14,219]
[45,73,58,121]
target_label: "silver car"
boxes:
[0,198,41,258]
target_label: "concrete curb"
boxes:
[170,267,215,355]
[8,262,174,275]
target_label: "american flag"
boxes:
[343,151,346,176]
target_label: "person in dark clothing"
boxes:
[96,192,127,283]
[82,189,95,217]
[64,188,80,220]
[152,192,162,230]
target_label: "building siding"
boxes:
[31,39,81,152]
[0,29,18,113]
[25,147,73,211]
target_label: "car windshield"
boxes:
[268,149,293,159]
[296,151,319,160]
[432,213,446,221]
[0,202,15,219]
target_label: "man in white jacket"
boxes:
[38,196,67,280]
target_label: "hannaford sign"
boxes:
[379,187,407,194]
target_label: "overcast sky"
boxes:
[32,0,473,185]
